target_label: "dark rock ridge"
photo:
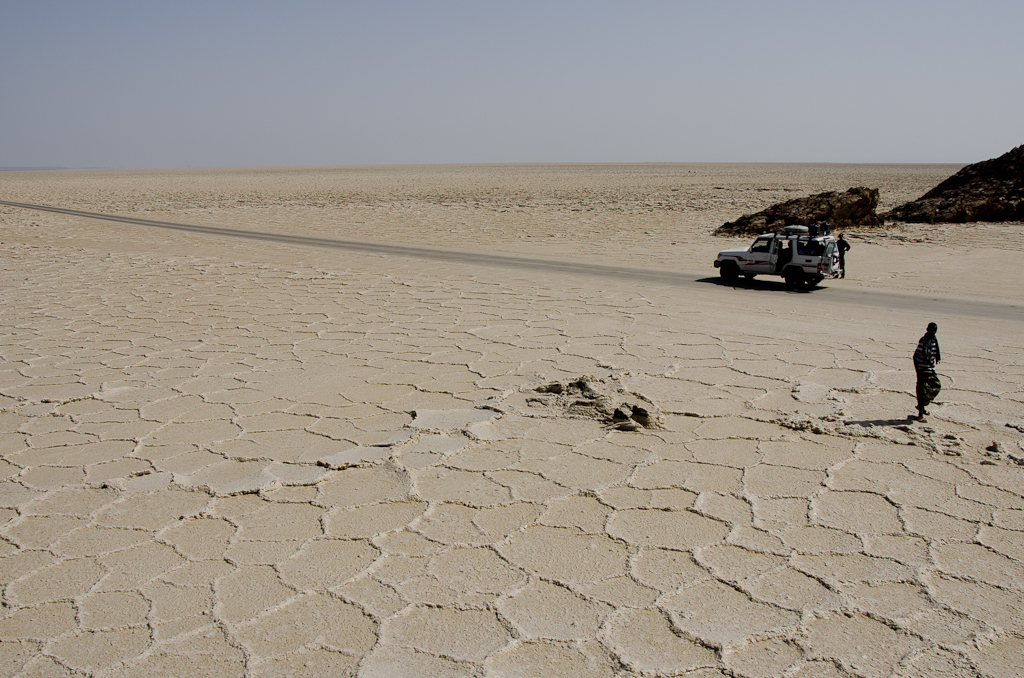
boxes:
[715,187,882,236]
[885,144,1024,223]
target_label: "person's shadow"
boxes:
[844,417,919,427]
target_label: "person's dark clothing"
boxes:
[837,236,850,278]
[914,331,940,373]
[914,330,941,413]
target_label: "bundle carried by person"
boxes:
[921,374,942,405]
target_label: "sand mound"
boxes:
[517,375,663,430]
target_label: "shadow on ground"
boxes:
[695,276,820,293]
[844,417,921,427]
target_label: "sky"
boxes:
[1,0,1021,169]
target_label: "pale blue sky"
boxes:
[1,1,1021,169]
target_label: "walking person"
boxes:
[837,233,850,278]
[913,322,941,419]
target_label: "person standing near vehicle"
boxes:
[913,322,941,419]
[837,233,850,278]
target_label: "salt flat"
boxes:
[1,164,1022,677]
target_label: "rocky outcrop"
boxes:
[715,187,882,236]
[885,144,1024,223]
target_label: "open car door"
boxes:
[822,240,838,276]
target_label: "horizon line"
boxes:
[0,159,971,173]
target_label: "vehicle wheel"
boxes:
[720,262,739,283]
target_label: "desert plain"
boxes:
[1,163,1023,677]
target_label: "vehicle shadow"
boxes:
[695,276,822,293]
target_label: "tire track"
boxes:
[3,199,1022,323]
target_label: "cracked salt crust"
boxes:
[1,165,1023,676]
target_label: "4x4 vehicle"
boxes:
[714,225,841,288]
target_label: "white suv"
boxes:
[714,225,841,288]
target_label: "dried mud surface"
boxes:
[1,164,1023,677]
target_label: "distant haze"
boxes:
[1,1,1021,169]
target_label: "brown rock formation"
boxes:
[715,187,882,236]
[885,144,1024,223]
